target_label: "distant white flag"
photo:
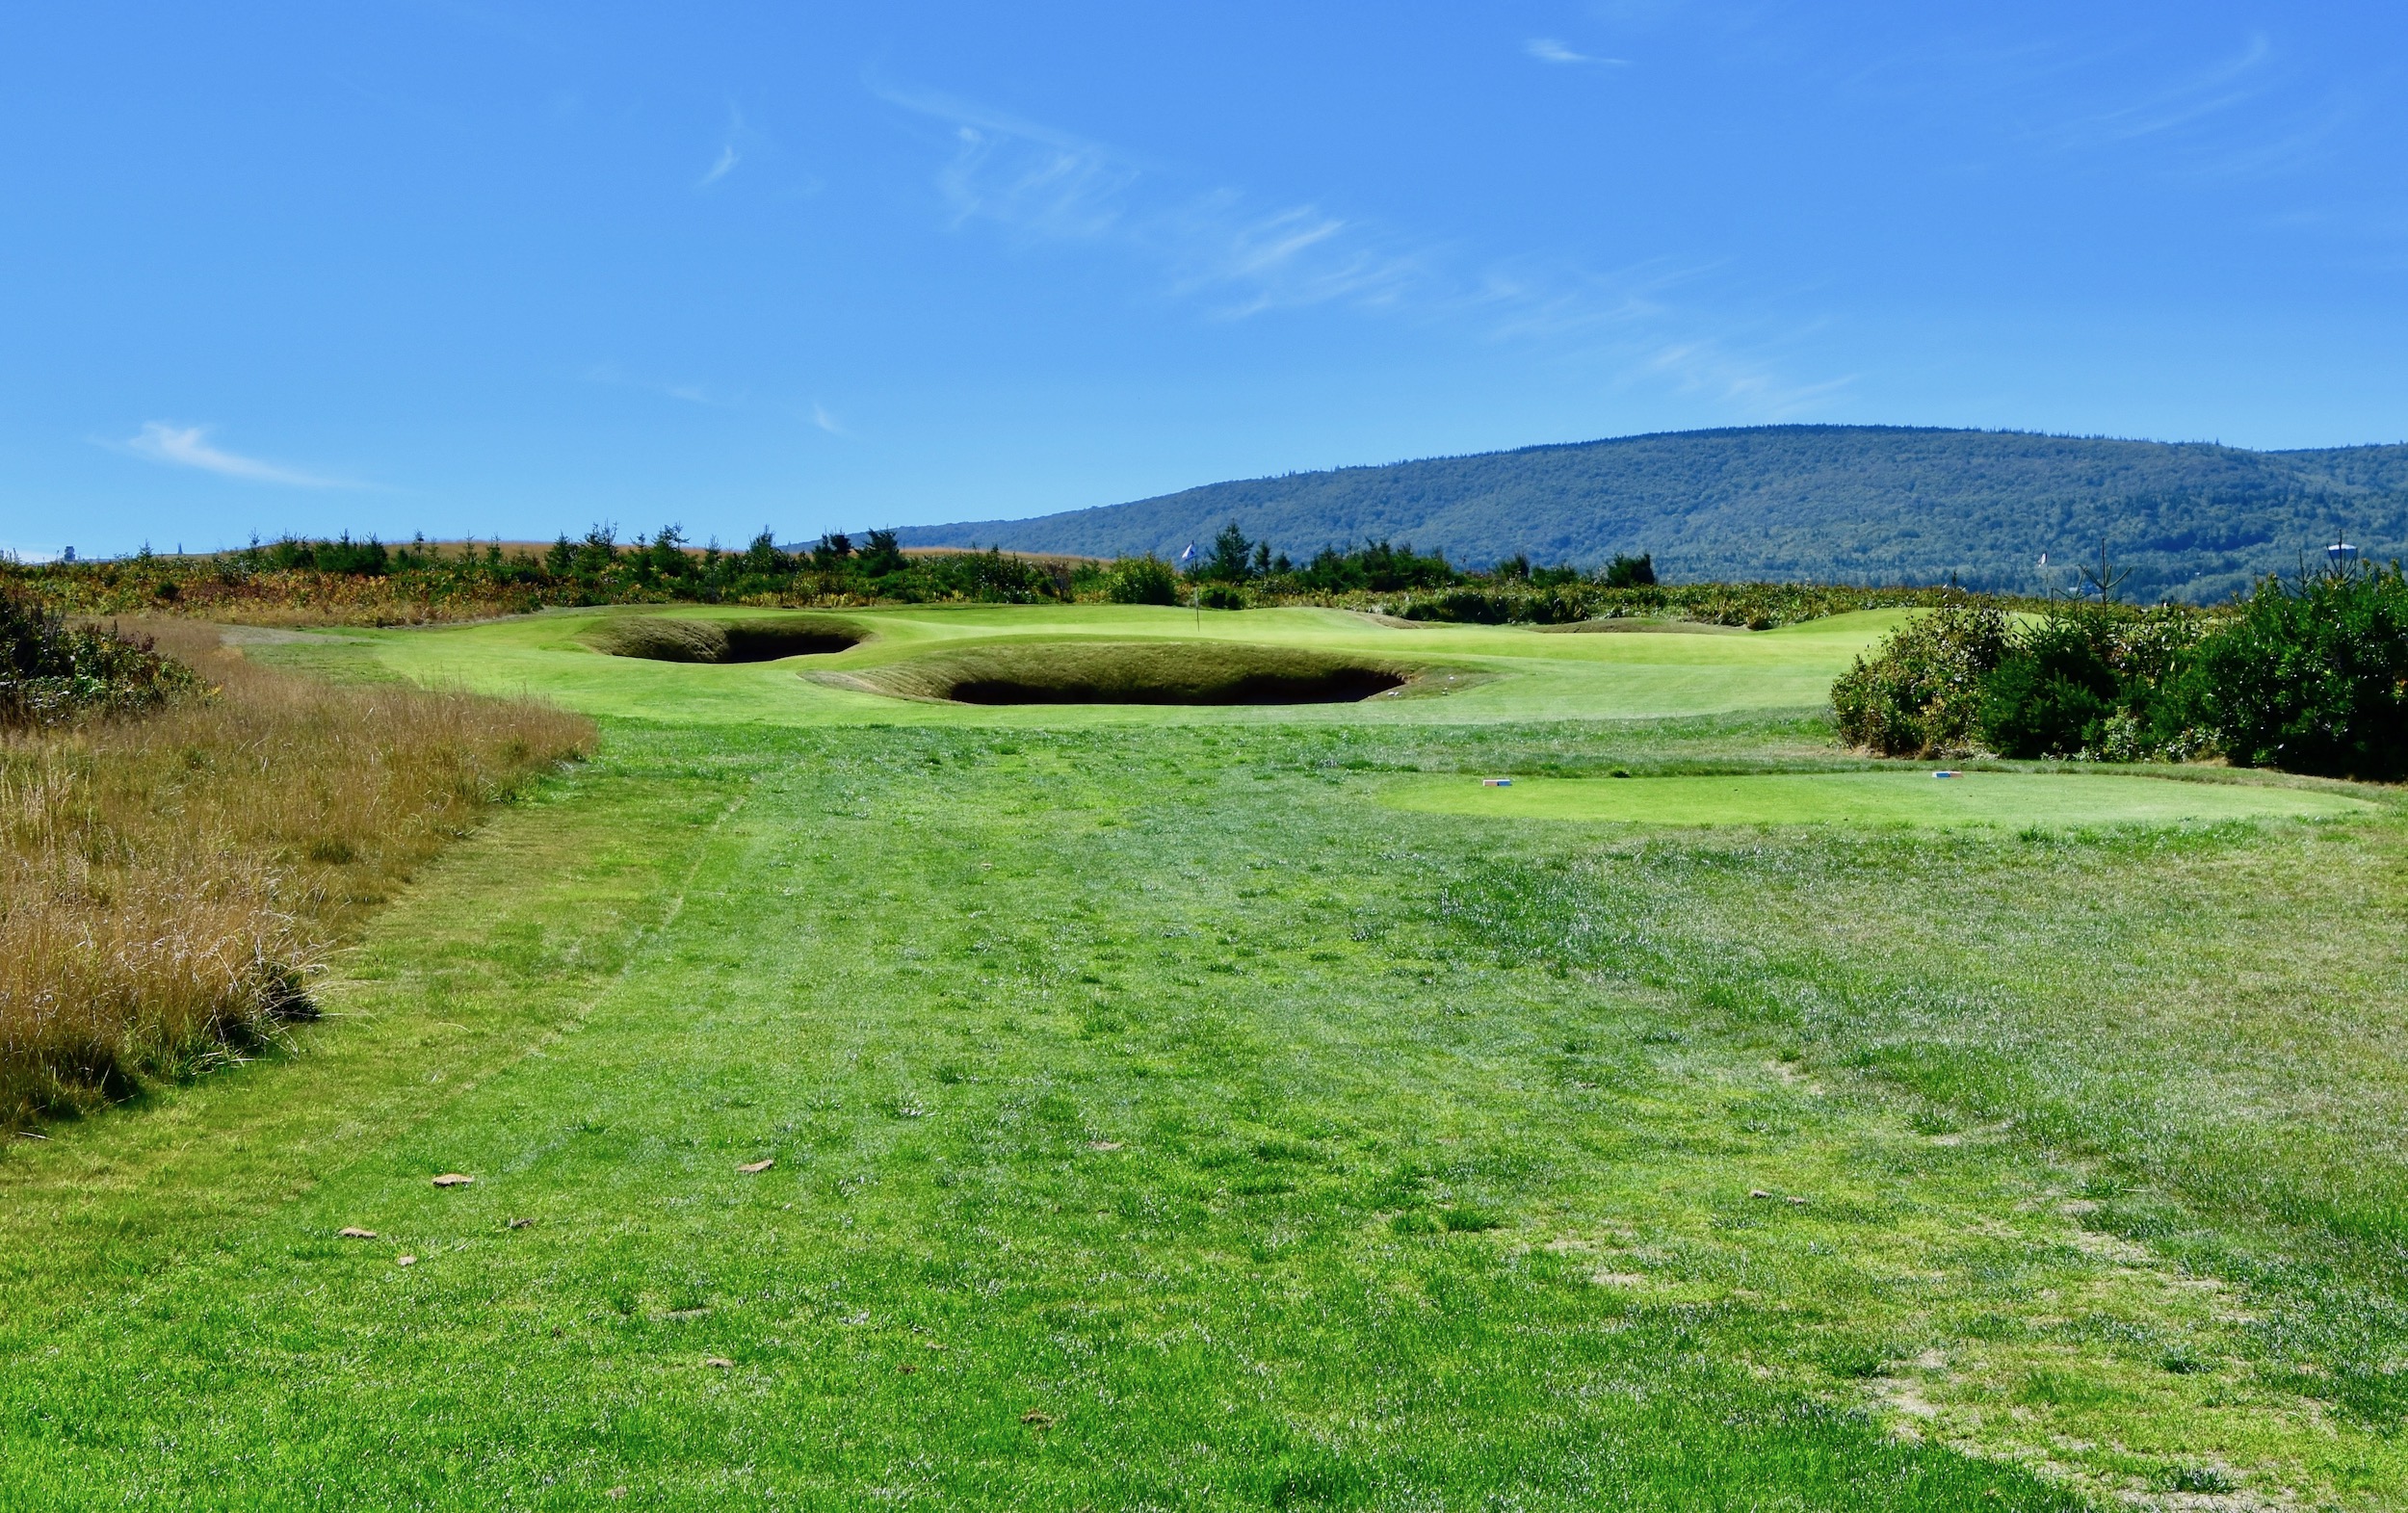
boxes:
[1178,543,1193,562]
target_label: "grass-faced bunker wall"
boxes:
[833,640,1412,705]
[588,616,864,664]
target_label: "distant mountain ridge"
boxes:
[891,426,2408,602]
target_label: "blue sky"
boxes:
[5,1,2404,558]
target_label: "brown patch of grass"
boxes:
[0,620,593,1126]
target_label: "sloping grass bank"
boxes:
[0,621,591,1126]
[824,639,1415,704]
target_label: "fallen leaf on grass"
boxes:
[397,1256,417,1266]
[338,1227,378,1239]
[897,1364,918,1375]
[1086,1140,1123,1152]
[606,1489,627,1501]
[737,1159,774,1174]
[704,1357,733,1370]
[1748,1188,1773,1200]
[432,1173,475,1187]
[508,1216,534,1229]
[1786,1196,1808,1206]
[1020,1409,1055,1428]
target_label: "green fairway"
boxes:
[358,602,1911,726]
[1383,769,2377,828]
[5,609,2408,1508]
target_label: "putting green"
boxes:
[1382,770,2377,828]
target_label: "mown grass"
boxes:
[3,685,2405,1505]
[356,602,1906,727]
[1383,768,2373,827]
[0,620,590,1126]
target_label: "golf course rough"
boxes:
[1,604,2403,1508]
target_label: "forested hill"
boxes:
[892,426,2408,602]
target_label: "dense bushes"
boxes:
[1831,605,2013,756]
[1973,606,2202,761]
[13,528,1087,627]
[0,587,200,726]
[2186,566,2408,779]
[1105,555,1181,606]
[1395,580,1977,630]
[18,518,1987,635]
[1835,567,2408,777]
[1601,552,1657,588]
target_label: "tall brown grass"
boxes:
[0,621,593,1127]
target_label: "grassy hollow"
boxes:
[584,613,867,664]
[824,639,1415,705]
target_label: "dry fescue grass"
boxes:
[0,620,592,1126]
[147,576,539,628]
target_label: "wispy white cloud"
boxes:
[881,84,1145,241]
[584,363,850,436]
[878,81,1432,319]
[1641,340,1857,419]
[584,363,727,406]
[1526,38,1627,66]
[119,423,353,488]
[1151,194,1428,317]
[874,79,1845,422]
[2045,33,2274,149]
[1994,31,2358,184]
[698,105,746,189]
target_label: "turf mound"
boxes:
[1382,770,2376,828]
[588,615,863,664]
[834,641,1411,705]
[1536,618,1753,636]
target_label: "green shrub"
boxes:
[1602,552,1656,588]
[1830,604,2012,756]
[1399,588,1517,624]
[1195,584,1247,611]
[0,587,200,726]
[1976,636,2116,757]
[1105,555,1181,606]
[1976,606,2203,760]
[2182,565,2408,779]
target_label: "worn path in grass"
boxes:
[1,622,2405,1507]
